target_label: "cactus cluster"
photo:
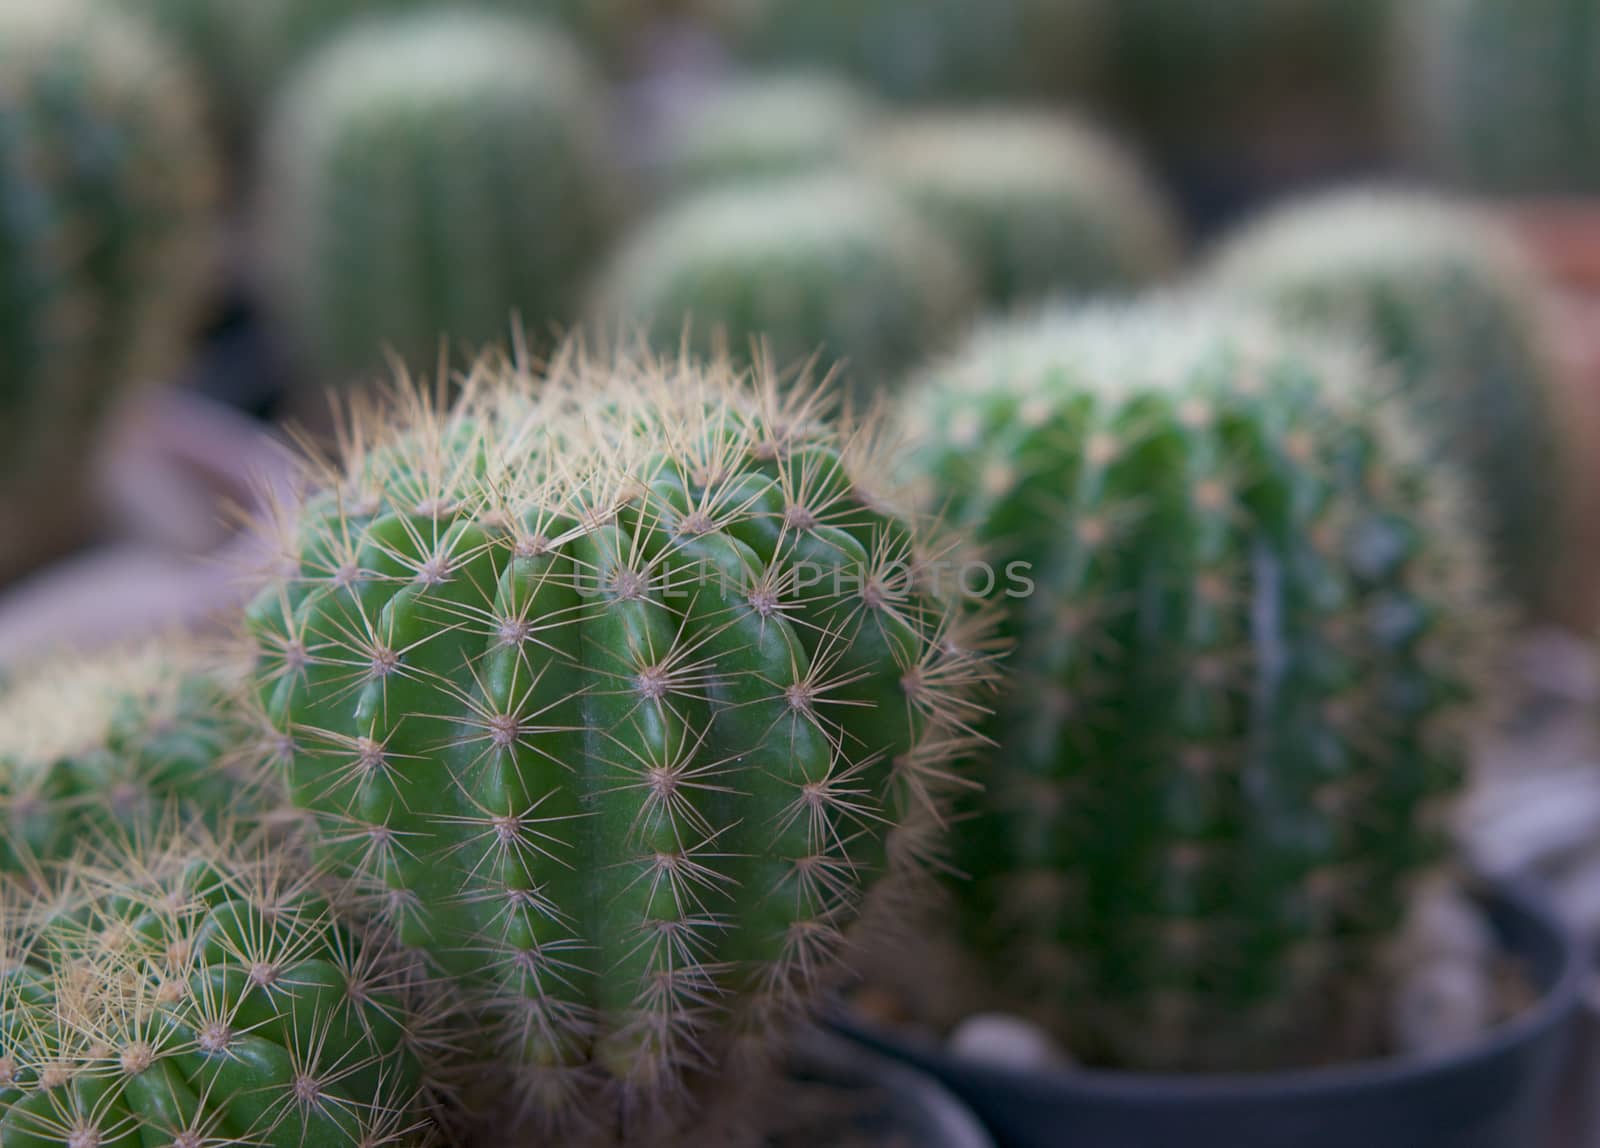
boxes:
[0,0,218,577]
[873,111,1183,309]
[242,351,994,1138]
[705,0,1109,104]
[902,305,1496,1072]
[260,8,615,390]
[658,72,876,198]
[0,642,259,876]
[0,824,443,1147]
[1401,0,1600,195]
[594,175,978,398]
[1209,191,1569,617]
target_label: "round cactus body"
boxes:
[0,642,259,875]
[0,827,442,1147]
[0,0,217,575]
[659,72,875,198]
[262,9,615,389]
[593,175,978,398]
[1401,0,1600,195]
[903,305,1496,1072]
[1209,191,1568,617]
[243,353,994,1138]
[873,111,1183,309]
[706,0,1109,104]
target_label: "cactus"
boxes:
[593,175,978,399]
[1400,0,1600,194]
[873,110,1183,309]
[658,72,875,198]
[0,823,446,1146]
[704,0,1109,104]
[1209,190,1568,618]
[261,8,615,388]
[0,642,264,875]
[0,0,218,578]
[902,304,1496,1072]
[242,351,995,1139]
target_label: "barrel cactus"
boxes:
[593,175,978,399]
[704,0,1110,104]
[0,642,261,875]
[1400,0,1600,194]
[0,824,445,1146]
[658,72,875,198]
[262,8,614,389]
[1209,190,1568,618]
[242,351,995,1138]
[903,305,1496,1072]
[873,110,1183,309]
[0,0,217,578]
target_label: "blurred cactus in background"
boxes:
[1400,0,1600,195]
[704,0,1110,104]
[261,8,615,390]
[1108,0,1393,183]
[0,0,218,580]
[903,305,1497,1072]
[1210,191,1569,619]
[873,110,1184,309]
[657,71,876,198]
[594,174,979,397]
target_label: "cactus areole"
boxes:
[243,352,993,1137]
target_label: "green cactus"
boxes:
[659,72,876,198]
[261,8,615,388]
[1400,0,1600,194]
[873,110,1183,309]
[705,0,1110,104]
[0,642,265,875]
[593,175,978,398]
[0,823,445,1146]
[242,351,994,1139]
[1209,190,1568,618]
[0,0,218,577]
[903,305,1496,1072]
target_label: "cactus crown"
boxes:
[0,824,445,1147]
[1209,189,1567,615]
[905,304,1497,1072]
[243,350,995,1141]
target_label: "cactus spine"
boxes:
[1209,191,1568,617]
[903,306,1496,1072]
[0,0,217,577]
[1401,0,1600,194]
[0,825,444,1146]
[262,9,614,388]
[874,111,1183,309]
[243,352,994,1139]
[593,175,978,398]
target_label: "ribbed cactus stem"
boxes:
[904,306,1496,1072]
[243,351,995,1140]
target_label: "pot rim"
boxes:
[835,877,1587,1103]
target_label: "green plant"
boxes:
[242,351,995,1140]
[902,304,1496,1072]
[1399,0,1600,194]
[0,642,263,875]
[0,823,445,1146]
[873,110,1183,309]
[1209,190,1568,617]
[593,175,978,399]
[704,0,1109,103]
[0,0,218,578]
[261,8,615,387]
[659,72,875,198]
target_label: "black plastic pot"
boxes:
[835,882,1585,1148]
